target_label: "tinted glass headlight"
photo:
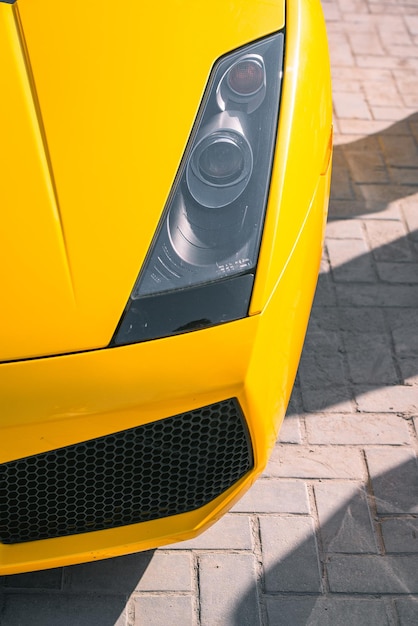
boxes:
[113,32,284,346]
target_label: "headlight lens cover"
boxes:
[113,33,284,346]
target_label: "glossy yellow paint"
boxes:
[0,4,76,362]
[0,0,332,574]
[250,0,333,313]
[0,0,285,361]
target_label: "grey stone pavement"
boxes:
[1,0,418,624]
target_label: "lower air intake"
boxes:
[0,399,253,544]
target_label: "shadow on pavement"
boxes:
[232,457,418,625]
[330,111,418,218]
[0,550,154,625]
[294,226,418,414]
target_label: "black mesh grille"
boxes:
[0,399,253,544]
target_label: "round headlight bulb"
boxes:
[198,137,245,185]
[187,130,253,209]
[227,59,265,96]
[216,54,266,113]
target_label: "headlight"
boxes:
[112,33,284,346]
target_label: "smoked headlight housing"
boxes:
[113,33,284,346]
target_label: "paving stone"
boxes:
[365,221,412,262]
[309,305,386,333]
[330,153,355,200]
[387,308,418,356]
[300,383,354,413]
[4,568,63,590]
[326,219,365,239]
[331,66,393,84]
[395,71,418,95]
[134,552,192,592]
[357,54,418,70]
[402,197,418,237]
[231,480,309,514]
[345,150,389,184]
[297,332,354,411]
[285,385,303,416]
[343,330,398,384]
[63,551,191,593]
[327,554,418,593]
[260,516,321,593]
[328,199,372,219]
[389,165,418,185]
[381,518,418,552]
[168,514,252,550]
[363,79,401,107]
[352,199,404,221]
[322,1,342,22]
[265,597,390,626]
[266,445,365,480]
[395,598,418,625]
[335,132,381,149]
[336,283,418,307]
[332,78,364,94]
[372,106,417,122]
[377,261,418,283]
[327,38,355,67]
[333,92,372,120]
[399,357,418,384]
[132,595,193,626]
[392,45,418,60]
[303,306,339,335]
[378,21,412,43]
[278,414,302,443]
[315,482,377,553]
[348,32,386,56]
[63,552,156,594]
[199,553,261,625]
[338,118,400,136]
[0,593,127,626]
[403,92,418,106]
[298,348,346,386]
[312,271,337,306]
[407,16,418,35]
[302,322,343,354]
[379,134,418,169]
[298,344,353,413]
[327,238,376,282]
[366,447,418,514]
[355,385,418,413]
[306,412,410,445]
[358,183,418,206]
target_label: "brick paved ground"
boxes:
[1,0,418,624]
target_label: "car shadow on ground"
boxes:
[231,454,418,625]
[0,115,417,625]
[329,111,418,218]
[0,550,155,625]
[294,227,418,414]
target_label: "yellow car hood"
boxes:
[0,0,284,362]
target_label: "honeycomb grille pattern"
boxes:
[0,399,253,544]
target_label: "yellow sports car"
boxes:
[0,0,332,573]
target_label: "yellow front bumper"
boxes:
[0,163,330,574]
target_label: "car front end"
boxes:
[0,0,332,574]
